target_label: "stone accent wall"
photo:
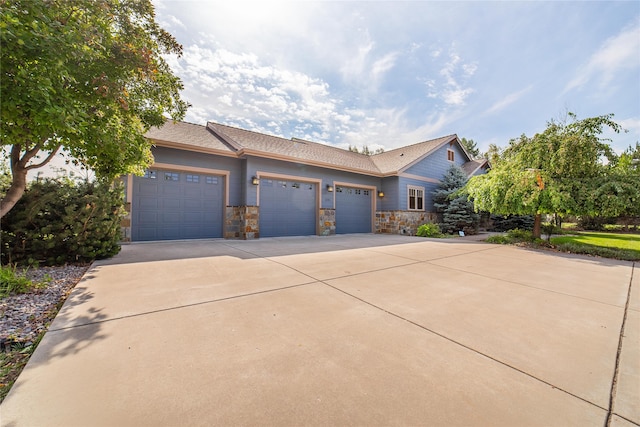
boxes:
[120,202,132,242]
[319,208,336,236]
[375,210,438,236]
[225,206,259,239]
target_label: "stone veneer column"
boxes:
[225,206,260,239]
[318,208,336,236]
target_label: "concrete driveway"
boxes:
[1,235,638,426]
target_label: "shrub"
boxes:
[489,214,534,232]
[0,265,34,297]
[506,228,536,242]
[1,178,124,266]
[416,223,443,238]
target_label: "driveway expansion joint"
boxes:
[320,279,609,413]
[605,261,636,427]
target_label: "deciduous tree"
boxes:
[1,0,188,217]
[465,113,623,238]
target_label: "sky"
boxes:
[151,0,640,156]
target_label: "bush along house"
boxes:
[120,121,489,241]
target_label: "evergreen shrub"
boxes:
[1,178,124,265]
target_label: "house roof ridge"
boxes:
[373,134,458,156]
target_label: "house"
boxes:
[121,121,489,241]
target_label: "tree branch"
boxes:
[24,145,62,170]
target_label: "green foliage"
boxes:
[465,113,631,237]
[489,214,534,232]
[551,242,639,261]
[348,145,384,155]
[416,223,443,238]
[1,0,188,216]
[459,137,480,159]
[433,165,479,234]
[0,265,34,297]
[1,178,124,265]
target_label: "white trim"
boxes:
[407,184,425,211]
[399,172,441,184]
[447,148,455,162]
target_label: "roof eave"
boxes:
[149,139,238,158]
[238,148,384,177]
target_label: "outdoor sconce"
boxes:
[378,190,384,198]
[251,176,259,185]
[327,184,334,192]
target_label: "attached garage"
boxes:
[259,178,317,237]
[131,169,224,241]
[335,185,373,234]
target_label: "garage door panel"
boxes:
[132,171,224,241]
[336,186,372,234]
[139,197,158,209]
[260,179,316,237]
[184,199,203,209]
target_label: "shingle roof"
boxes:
[461,159,490,176]
[145,121,233,153]
[207,122,381,174]
[371,135,458,174]
[145,120,480,177]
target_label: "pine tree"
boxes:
[432,165,479,234]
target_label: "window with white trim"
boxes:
[408,185,424,211]
[447,149,455,162]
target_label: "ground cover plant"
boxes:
[487,229,640,261]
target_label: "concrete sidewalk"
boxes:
[1,235,637,426]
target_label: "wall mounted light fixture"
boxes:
[326,184,334,192]
[251,176,259,185]
[378,190,384,198]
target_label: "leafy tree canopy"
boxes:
[1,0,188,216]
[348,145,384,155]
[459,137,480,159]
[464,113,634,237]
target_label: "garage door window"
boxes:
[205,176,218,184]
[142,170,157,179]
[186,174,199,183]
[164,172,179,181]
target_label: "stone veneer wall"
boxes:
[375,210,438,236]
[121,202,132,242]
[225,206,259,239]
[319,208,336,236]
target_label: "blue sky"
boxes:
[154,1,640,155]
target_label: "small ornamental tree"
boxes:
[433,165,479,234]
[1,0,189,217]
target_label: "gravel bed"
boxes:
[1,265,89,349]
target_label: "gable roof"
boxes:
[145,120,483,177]
[461,158,490,176]
[371,135,459,174]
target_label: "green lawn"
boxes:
[551,232,640,261]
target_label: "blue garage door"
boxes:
[132,170,224,241]
[259,179,316,237]
[335,186,372,234]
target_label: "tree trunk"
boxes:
[0,167,28,218]
[533,213,542,239]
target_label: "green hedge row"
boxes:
[1,178,124,266]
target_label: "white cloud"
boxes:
[564,21,640,93]
[484,85,533,116]
[427,48,477,106]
